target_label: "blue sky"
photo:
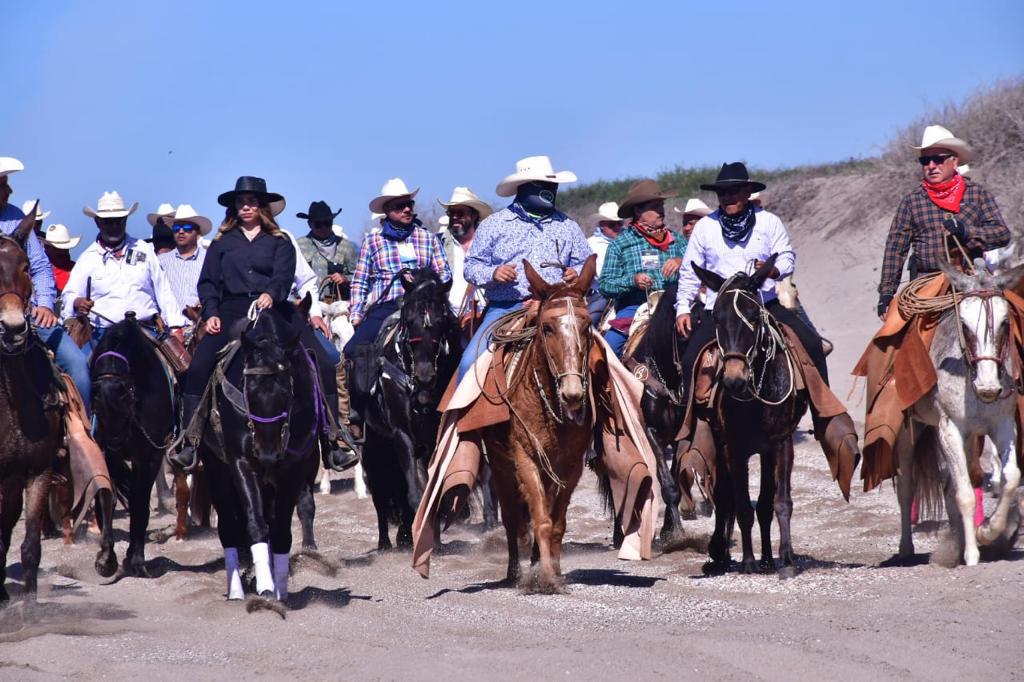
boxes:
[4,0,1021,253]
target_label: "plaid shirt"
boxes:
[879,180,1009,297]
[349,226,451,324]
[598,227,687,308]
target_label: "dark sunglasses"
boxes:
[172,223,197,233]
[388,199,415,212]
[918,154,953,166]
[448,208,475,219]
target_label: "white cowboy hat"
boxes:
[368,178,419,214]
[371,212,385,222]
[21,199,50,221]
[673,197,712,218]
[495,155,577,197]
[146,202,176,227]
[437,186,493,220]
[167,203,213,236]
[42,223,81,250]
[83,191,139,219]
[590,201,622,223]
[911,124,973,163]
[0,157,23,178]
[332,224,347,239]
[958,164,971,176]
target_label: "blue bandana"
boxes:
[381,218,416,242]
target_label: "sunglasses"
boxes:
[172,223,197,233]
[387,200,415,212]
[918,154,953,166]
[448,208,475,219]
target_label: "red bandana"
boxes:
[922,173,966,213]
[631,222,673,251]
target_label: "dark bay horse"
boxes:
[91,313,175,576]
[0,206,64,599]
[623,282,688,541]
[199,300,321,601]
[692,255,809,579]
[364,268,462,550]
[484,256,597,591]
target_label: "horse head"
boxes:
[399,268,457,408]
[693,254,779,396]
[524,254,597,425]
[0,203,37,354]
[91,313,149,450]
[942,259,1024,403]
[240,300,306,465]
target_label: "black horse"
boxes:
[198,300,321,601]
[91,313,174,577]
[623,283,689,542]
[692,255,808,579]
[363,268,462,550]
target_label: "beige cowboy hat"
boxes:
[83,191,138,219]
[673,197,712,218]
[371,211,385,222]
[0,157,23,178]
[167,203,213,236]
[42,223,81,250]
[437,186,493,220]
[957,164,971,176]
[911,124,973,163]
[332,224,347,239]
[21,199,50,221]
[590,201,622,224]
[617,179,677,219]
[368,178,419,214]
[147,202,176,227]
[495,155,577,197]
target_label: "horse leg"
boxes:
[896,425,916,561]
[731,452,757,574]
[705,468,733,574]
[756,448,777,573]
[647,423,684,543]
[773,439,797,579]
[20,470,52,598]
[203,456,245,599]
[230,458,273,595]
[92,489,117,578]
[153,459,173,514]
[514,450,558,590]
[937,416,979,566]
[296,483,318,550]
[174,470,190,541]
[491,456,522,585]
[977,418,1020,546]
[478,461,499,531]
[270,491,298,602]
[0,478,24,601]
[123,453,160,578]
[393,430,423,519]
[192,468,212,527]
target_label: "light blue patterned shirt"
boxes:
[0,203,56,310]
[464,206,592,302]
[158,246,207,309]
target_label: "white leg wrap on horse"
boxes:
[273,553,290,601]
[224,547,244,600]
[251,542,274,595]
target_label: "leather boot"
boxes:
[815,412,861,501]
[168,393,202,472]
[321,382,359,472]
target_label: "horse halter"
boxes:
[92,350,171,450]
[954,289,1011,373]
[535,295,591,422]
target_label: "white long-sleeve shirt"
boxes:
[675,208,795,314]
[284,230,323,319]
[63,236,188,328]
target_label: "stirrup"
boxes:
[323,440,359,472]
[168,441,199,473]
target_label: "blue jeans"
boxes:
[457,300,524,383]
[343,301,401,358]
[35,324,91,408]
[602,304,639,358]
[314,328,341,366]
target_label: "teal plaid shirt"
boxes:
[598,227,687,308]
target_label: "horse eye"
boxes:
[542,324,554,336]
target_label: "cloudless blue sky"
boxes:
[3,0,1021,253]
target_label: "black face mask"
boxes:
[515,181,558,216]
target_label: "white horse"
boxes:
[320,298,368,499]
[898,260,1024,566]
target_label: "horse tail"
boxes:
[597,470,616,520]
[912,425,946,522]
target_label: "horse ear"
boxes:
[400,269,415,291]
[993,262,1024,292]
[442,276,452,294]
[940,261,976,292]
[572,254,598,296]
[750,253,779,288]
[298,292,312,318]
[523,259,550,299]
[13,201,38,250]
[692,262,725,293]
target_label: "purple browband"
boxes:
[95,350,131,369]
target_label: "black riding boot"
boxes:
[168,392,202,472]
[321,373,359,472]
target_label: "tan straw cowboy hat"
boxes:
[167,203,213,236]
[83,191,139,219]
[438,186,493,220]
[590,201,622,223]
[495,155,577,197]
[147,202,176,227]
[912,124,973,163]
[673,197,712,218]
[617,179,677,219]
[369,178,419,214]
[42,224,81,250]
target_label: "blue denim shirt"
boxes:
[0,203,56,310]
[464,206,592,302]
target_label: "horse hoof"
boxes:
[760,558,776,574]
[739,560,758,575]
[95,556,118,578]
[778,565,797,580]
[702,559,729,576]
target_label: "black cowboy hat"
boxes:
[217,176,285,208]
[297,200,342,222]
[699,162,767,193]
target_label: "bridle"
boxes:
[92,350,173,450]
[395,283,455,408]
[534,295,592,424]
[951,288,1013,399]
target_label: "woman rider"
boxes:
[170,176,359,472]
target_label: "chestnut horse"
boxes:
[0,206,64,599]
[484,256,597,591]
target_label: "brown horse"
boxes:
[0,206,65,599]
[484,256,597,591]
